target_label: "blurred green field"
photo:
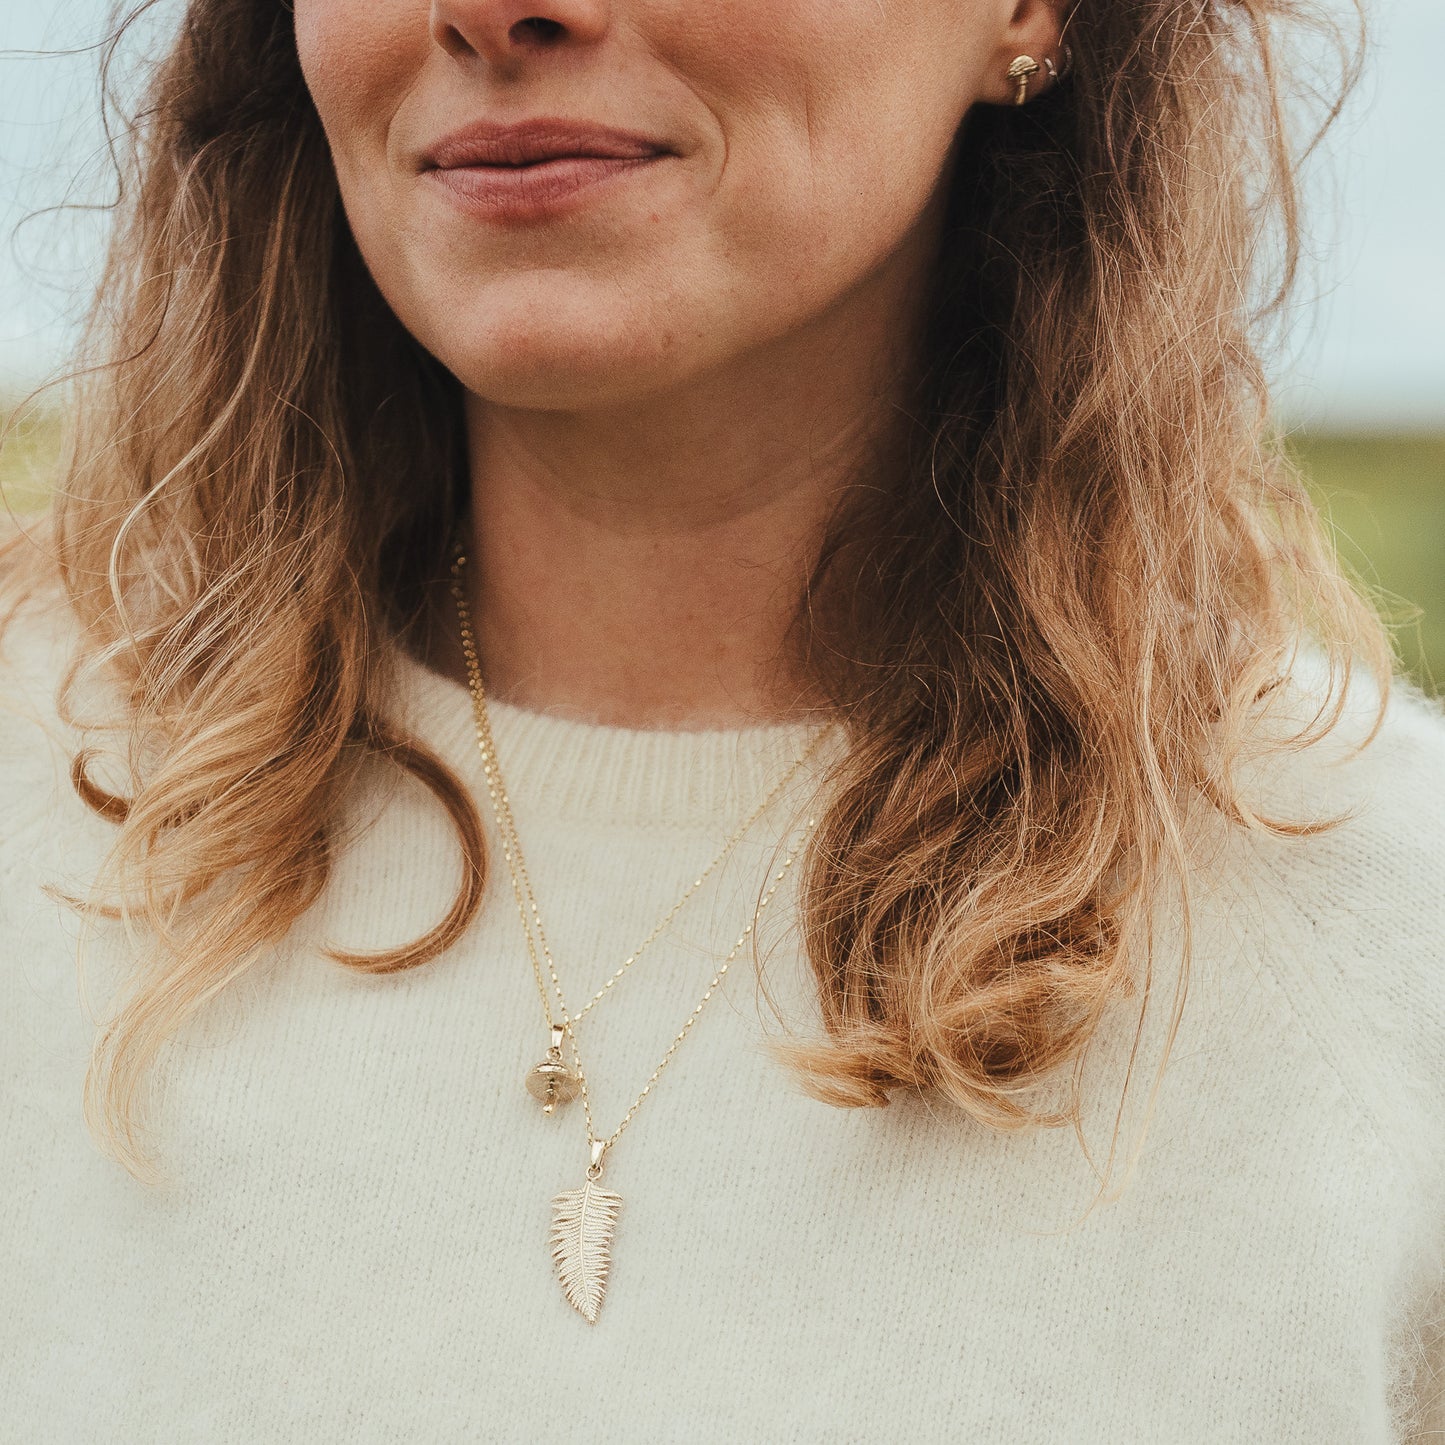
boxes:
[1283,431,1443,698]
[0,404,60,516]
[3,411,1440,696]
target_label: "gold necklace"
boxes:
[447,532,828,1322]
[445,541,828,1112]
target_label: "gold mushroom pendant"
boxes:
[525,1024,581,1114]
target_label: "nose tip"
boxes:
[429,2,609,68]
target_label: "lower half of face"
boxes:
[295,0,1003,409]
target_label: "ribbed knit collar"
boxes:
[386,642,842,829]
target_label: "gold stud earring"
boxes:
[1007,54,1041,106]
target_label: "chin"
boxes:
[447,344,695,411]
[424,290,722,411]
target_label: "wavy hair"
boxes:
[0,0,1397,1192]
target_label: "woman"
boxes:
[1,0,1441,1437]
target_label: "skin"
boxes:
[295,0,1066,727]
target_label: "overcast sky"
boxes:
[2,0,1442,426]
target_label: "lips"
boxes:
[421,118,674,222]
[423,118,671,170]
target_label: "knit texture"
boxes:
[3,586,1443,1443]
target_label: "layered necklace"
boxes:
[446,529,831,1322]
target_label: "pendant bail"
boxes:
[586,1137,608,1179]
[549,1022,567,1052]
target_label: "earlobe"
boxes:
[990,30,1073,107]
[986,0,1071,108]
[1006,41,1074,105]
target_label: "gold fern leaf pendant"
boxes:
[549,1141,622,1323]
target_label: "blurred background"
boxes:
[2,1,1441,693]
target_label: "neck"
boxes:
[415,248,931,730]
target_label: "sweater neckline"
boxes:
[385,641,843,829]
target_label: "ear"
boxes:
[976,0,1069,108]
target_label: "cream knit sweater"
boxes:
[2,586,1443,1444]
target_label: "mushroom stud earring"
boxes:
[1007,54,1041,105]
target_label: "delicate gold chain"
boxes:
[446,539,828,1027]
[447,531,828,1166]
[573,820,818,1164]
[502,731,818,1025]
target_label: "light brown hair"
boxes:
[0,0,1397,1193]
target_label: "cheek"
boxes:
[661,0,988,308]
[293,0,421,176]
